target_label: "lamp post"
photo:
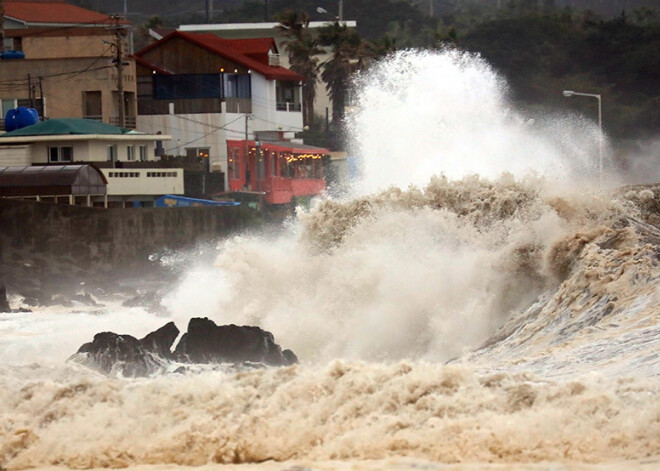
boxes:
[317,1,343,21]
[563,90,603,184]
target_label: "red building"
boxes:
[226,139,328,205]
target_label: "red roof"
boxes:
[228,140,329,155]
[135,31,302,82]
[3,1,127,25]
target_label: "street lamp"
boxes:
[563,90,603,184]
[317,1,343,21]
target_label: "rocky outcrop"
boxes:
[140,321,179,359]
[72,323,179,377]
[0,284,10,313]
[173,317,296,366]
[70,318,297,377]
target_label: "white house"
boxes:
[0,118,181,206]
[176,20,358,127]
[133,31,307,190]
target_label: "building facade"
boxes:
[0,1,136,129]
[134,31,306,190]
[0,118,180,206]
[176,20,358,127]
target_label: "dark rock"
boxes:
[73,332,160,377]
[282,349,299,365]
[70,318,297,377]
[0,284,10,312]
[174,317,297,366]
[139,321,179,359]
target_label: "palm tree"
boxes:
[318,20,363,125]
[276,10,322,127]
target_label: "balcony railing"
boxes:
[269,54,281,66]
[110,116,137,129]
[225,98,252,114]
[276,102,302,112]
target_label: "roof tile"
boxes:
[4,1,126,25]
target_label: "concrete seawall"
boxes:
[0,198,260,294]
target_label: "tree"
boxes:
[276,10,323,127]
[318,20,363,124]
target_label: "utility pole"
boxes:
[27,73,34,107]
[112,15,126,128]
[206,0,213,22]
[338,0,343,21]
[0,0,5,52]
[38,76,44,118]
[244,113,249,189]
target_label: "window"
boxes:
[270,151,277,176]
[139,145,147,162]
[228,147,240,180]
[186,147,210,159]
[127,145,135,161]
[83,91,102,118]
[3,37,21,52]
[224,74,251,98]
[107,144,117,162]
[48,146,73,163]
[1,99,17,116]
[153,74,222,100]
[276,82,301,111]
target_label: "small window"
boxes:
[270,151,277,176]
[228,147,240,180]
[107,145,117,162]
[48,146,73,162]
[127,145,135,161]
[139,145,147,162]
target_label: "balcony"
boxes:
[276,102,302,112]
[225,98,252,114]
[269,54,281,66]
[110,116,137,129]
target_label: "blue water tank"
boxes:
[4,108,40,132]
[0,50,26,60]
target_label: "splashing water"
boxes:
[1,50,658,470]
[349,49,604,194]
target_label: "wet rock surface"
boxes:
[70,317,297,377]
[0,284,10,313]
[174,317,297,366]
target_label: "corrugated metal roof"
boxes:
[0,119,127,137]
[0,165,107,196]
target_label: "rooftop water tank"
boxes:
[4,107,40,132]
[0,50,26,60]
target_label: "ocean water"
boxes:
[0,50,658,470]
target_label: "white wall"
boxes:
[101,168,184,196]
[28,141,90,163]
[0,146,30,166]
[18,139,158,164]
[137,112,234,169]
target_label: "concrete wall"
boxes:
[0,198,259,280]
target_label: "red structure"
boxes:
[227,140,328,205]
